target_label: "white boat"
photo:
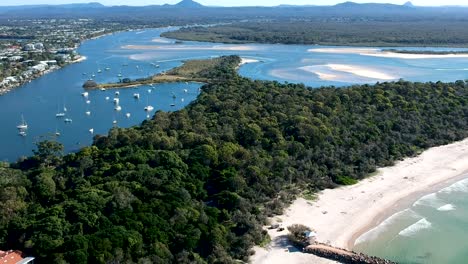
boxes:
[115,91,120,96]
[133,93,140,99]
[126,113,131,118]
[17,115,28,130]
[18,131,27,137]
[64,118,73,123]
[105,96,110,100]
[117,73,122,77]
[86,100,91,104]
[115,105,122,111]
[63,106,67,112]
[113,98,120,104]
[85,111,91,116]
[97,69,102,73]
[183,89,188,93]
[82,92,89,97]
[56,112,65,117]
[91,74,96,78]
[144,105,154,112]
[105,67,111,71]
[146,114,150,119]
[100,88,105,91]
[147,89,152,93]
[113,120,117,125]
[181,98,185,102]
[55,131,60,136]
[89,128,94,134]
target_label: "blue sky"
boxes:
[2,0,467,6]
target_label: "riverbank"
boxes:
[253,137,468,263]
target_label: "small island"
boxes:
[84,55,241,89]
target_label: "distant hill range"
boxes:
[1,0,468,21]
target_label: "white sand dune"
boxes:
[253,137,468,263]
[151,38,173,44]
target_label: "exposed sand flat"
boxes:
[300,64,396,81]
[122,44,259,51]
[308,47,468,59]
[251,242,338,264]
[327,64,396,80]
[254,137,468,263]
[362,52,468,59]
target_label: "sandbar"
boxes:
[308,47,468,59]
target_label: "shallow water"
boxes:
[354,176,468,264]
[2,27,468,162]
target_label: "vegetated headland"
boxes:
[2,54,467,263]
[85,56,240,89]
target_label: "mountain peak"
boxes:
[174,0,204,8]
[403,1,414,7]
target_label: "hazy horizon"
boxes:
[1,0,467,7]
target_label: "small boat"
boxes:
[105,67,111,71]
[172,94,176,99]
[133,93,140,99]
[183,89,188,93]
[115,91,120,96]
[112,120,117,125]
[97,69,102,73]
[18,131,27,137]
[144,105,154,112]
[64,118,73,123]
[89,128,94,134]
[86,100,91,104]
[91,74,96,78]
[100,88,105,91]
[56,112,65,117]
[105,96,110,100]
[146,114,150,119]
[115,105,122,111]
[85,111,91,116]
[17,115,28,130]
[82,92,89,97]
[147,89,152,93]
[113,98,120,104]
[156,65,160,68]
[170,103,175,107]
[126,113,131,118]
[55,131,60,136]
[117,73,122,77]
[82,72,87,75]
[181,98,185,102]
[122,63,128,67]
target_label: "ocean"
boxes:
[354,175,468,264]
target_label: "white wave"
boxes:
[439,178,468,194]
[435,68,468,71]
[355,209,418,244]
[398,218,432,237]
[437,204,456,211]
[413,193,445,208]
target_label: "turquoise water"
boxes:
[1,27,468,162]
[354,175,468,264]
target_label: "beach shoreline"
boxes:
[252,137,468,263]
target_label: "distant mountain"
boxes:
[174,0,204,8]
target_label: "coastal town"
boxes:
[0,18,127,95]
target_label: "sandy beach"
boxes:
[252,137,468,263]
[240,57,260,65]
[309,47,468,59]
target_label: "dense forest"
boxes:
[1,56,467,263]
[162,20,468,47]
